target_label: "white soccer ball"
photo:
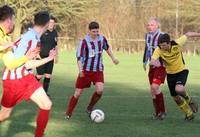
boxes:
[90,109,105,123]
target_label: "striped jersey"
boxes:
[2,28,41,80]
[143,29,162,65]
[76,34,109,72]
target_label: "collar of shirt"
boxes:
[86,34,102,43]
[148,29,160,37]
[28,28,40,41]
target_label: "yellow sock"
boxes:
[178,100,193,117]
[184,92,191,104]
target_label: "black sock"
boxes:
[43,78,50,93]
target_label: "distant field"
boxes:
[0,51,199,137]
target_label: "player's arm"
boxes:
[25,48,56,69]
[77,60,84,77]
[54,31,59,63]
[103,37,119,65]
[143,34,148,71]
[2,48,38,70]
[0,45,13,51]
[185,32,200,37]
[176,32,200,47]
[150,47,161,67]
[76,40,85,77]
[106,48,119,65]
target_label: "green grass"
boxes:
[0,51,200,137]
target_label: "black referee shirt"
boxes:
[40,29,58,57]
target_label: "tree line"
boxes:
[1,0,200,54]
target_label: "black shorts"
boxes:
[36,55,54,75]
[167,69,189,97]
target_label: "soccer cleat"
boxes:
[151,114,159,120]
[157,112,167,120]
[188,99,198,113]
[64,115,71,120]
[86,110,92,118]
[184,113,194,121]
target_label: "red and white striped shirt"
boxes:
[2,28,40,80]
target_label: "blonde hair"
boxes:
[148,17,161,29]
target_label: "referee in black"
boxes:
[36,16,58,96]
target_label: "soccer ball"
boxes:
[90,109,105,123]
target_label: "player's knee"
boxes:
[46,100,52,109]
[36,75,43,79]
[175,85,184,93]
[44,74,51,78]
[74,89,82,98]
[96,90,103,94]
[151,84,159,93]
[40,99,52,110]
[96,86,104,93]
[0,113,11,122]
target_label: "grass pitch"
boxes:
[0,51,199,137]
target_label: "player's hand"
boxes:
[112,58,119,65]
[79,71,84,77]
[154,60,161,67]
[0,43,14,51]
[25,47,40,60]
[143,64,146,71]
[49,48,57,60]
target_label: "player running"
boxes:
[151,32,199,120]
[65,21,119,119]
[0,11,56,137]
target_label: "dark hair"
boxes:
[0,5,15,21]
[34,11,50,26]
[159,33,171,44]
[88,21,99,30]
[50,15,56,22]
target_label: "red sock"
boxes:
[35,109,50,137]
[153,98,159,115]
[156,92,165,113]
[87,92,102,112]
[66,96,78,117]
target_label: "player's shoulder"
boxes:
[154,46,161,53]
[27,28,40,41]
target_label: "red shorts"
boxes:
[1,74,42,108]
[76,71,104,89]
[148,66,166,85]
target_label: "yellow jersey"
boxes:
[152,35,187,74]
[0,26,28,70]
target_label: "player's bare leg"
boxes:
[87,82,104,114]
[65,88,84,119]
[36,75,43,81]
[0,106,13,122]
[30,87,52,137]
